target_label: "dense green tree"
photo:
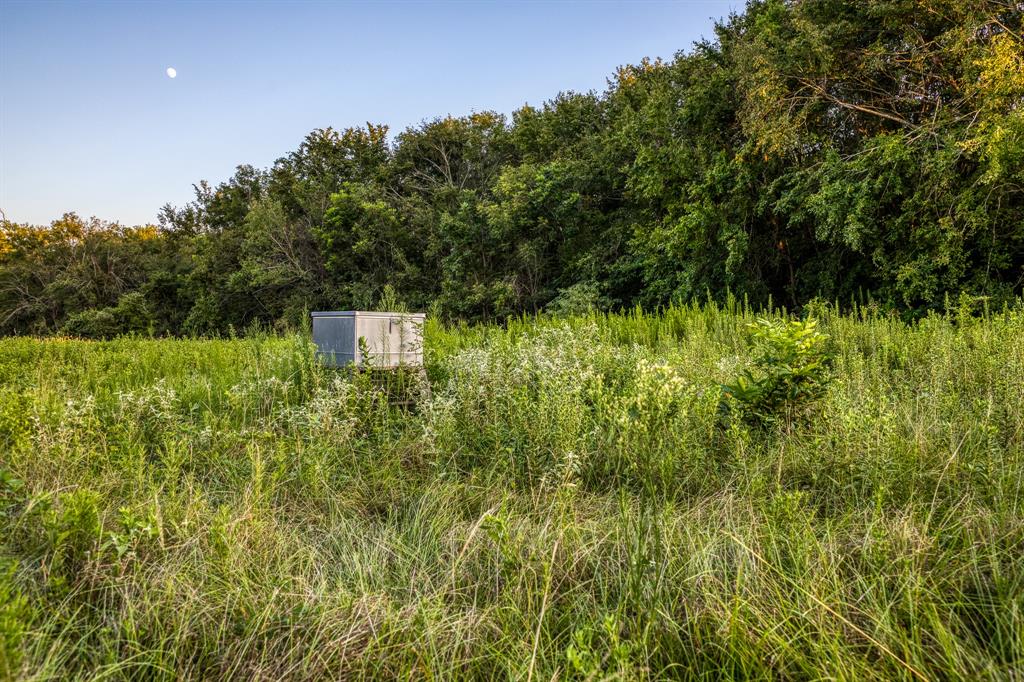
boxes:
[2,0,1021,336]
[0,215,168,335]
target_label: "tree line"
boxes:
[2,0,1022,337]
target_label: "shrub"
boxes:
[60,292,153,339]
[60,307,120,339]
[721,317,832,427]
[545,281,607,317]
[111,291,153,334]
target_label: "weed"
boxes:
[721,317,832,428]
[0,303,1022,679]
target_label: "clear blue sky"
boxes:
[1,0,738,226]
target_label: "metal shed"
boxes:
[311,311,425,368]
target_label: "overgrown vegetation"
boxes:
[2,1,1023,677]
[1,302,1023,679]
[2,0,1022,336]
[720,318,833,428]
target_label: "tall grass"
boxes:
[1,302,1023,680]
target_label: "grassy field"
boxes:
[1,302,1023,680]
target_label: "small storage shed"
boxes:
[311,311,425,368]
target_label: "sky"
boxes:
[1,0,739,226]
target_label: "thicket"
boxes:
[1,302,1022,678]
[2,0,1022,337]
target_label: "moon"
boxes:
[166,67,177,79]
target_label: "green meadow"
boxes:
[2,302,1023,680]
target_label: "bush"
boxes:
[721,318,832,427]
[112,291,152,333]
[545,281,607,317]
[61,292,153,339]
[60,308,120,339]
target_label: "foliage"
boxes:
[544,281,606,317]
[2,0,1021,335]
[0,562,29,680]
[1,304,1023,678]
[721,318,832,426]
[375,283,407,313]
[60,291,153,339]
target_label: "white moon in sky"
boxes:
[166,67,177,79]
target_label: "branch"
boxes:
[799,78,918,129]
